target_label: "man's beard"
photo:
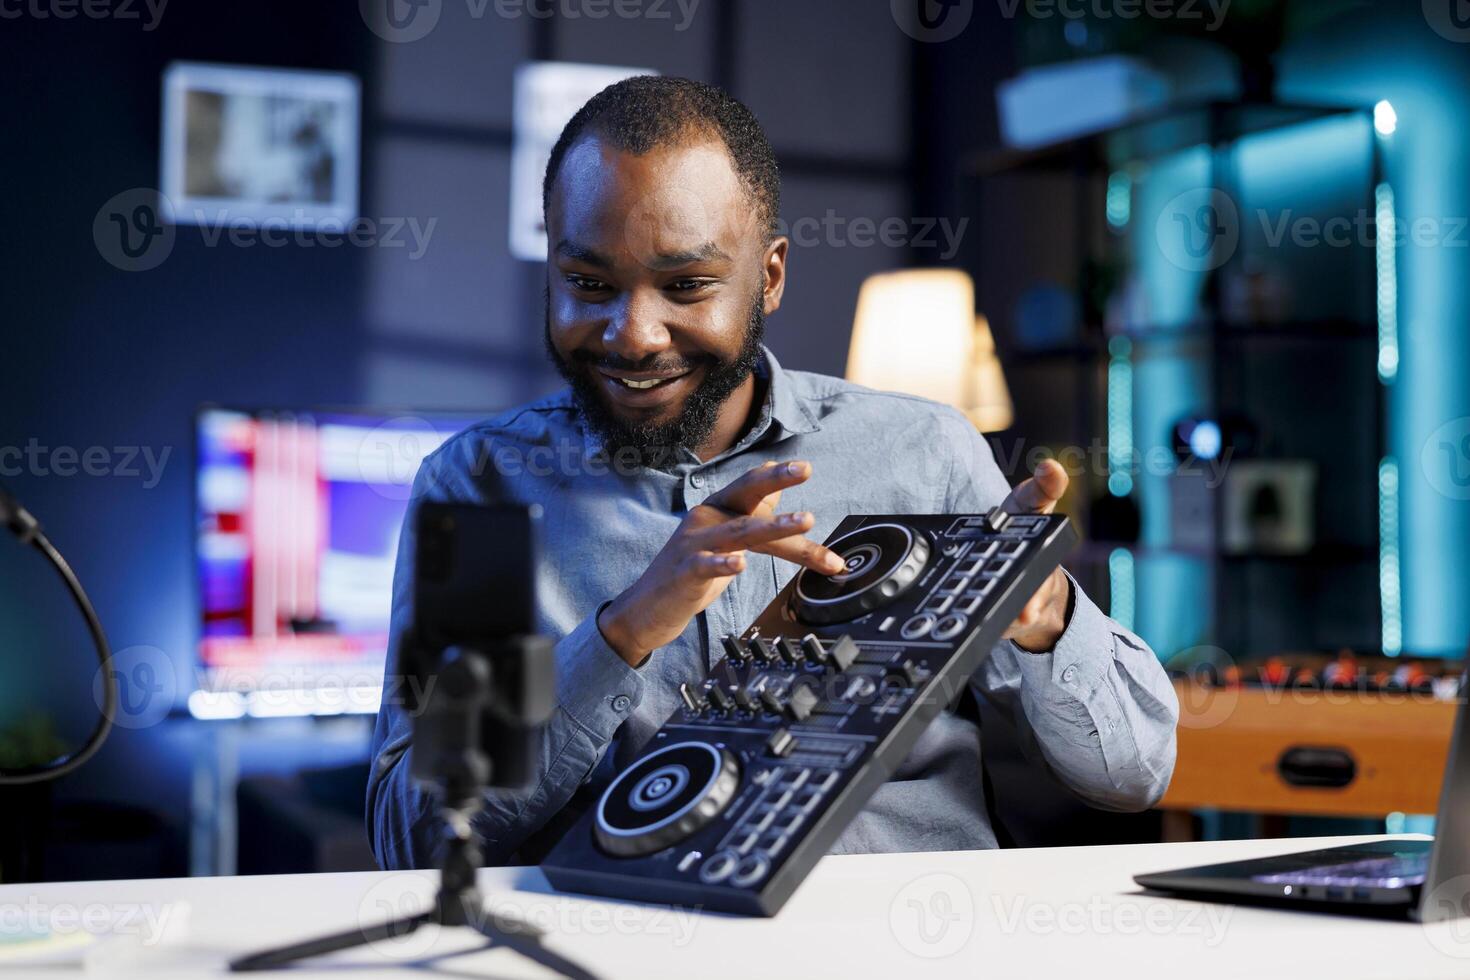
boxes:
[545,290,766,471]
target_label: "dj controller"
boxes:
[542,510,1078,915]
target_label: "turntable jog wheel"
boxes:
[793,522,931,624]
[594,742,741,857]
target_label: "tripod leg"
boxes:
[467,914,601,980]
[228,910,436,972]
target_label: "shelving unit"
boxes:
[966,100,1387,659]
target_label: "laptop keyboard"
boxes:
[1251,852,1430,890]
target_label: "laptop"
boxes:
[1134,677,1470,922]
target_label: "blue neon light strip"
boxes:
[1379,456,1402,656]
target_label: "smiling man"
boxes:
[367,76,1178,868]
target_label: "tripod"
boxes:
[229,643,598,979]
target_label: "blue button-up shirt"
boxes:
[367,347,1179,868]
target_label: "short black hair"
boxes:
[542,75,781,241]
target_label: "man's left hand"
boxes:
[999,459,1073,653]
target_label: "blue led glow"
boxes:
[1107,338,1134,497]
[1374,100,1397,137]
[1106,170,1132,229]
[1188,420,1222,461]
[1379,457,1402,656]
[1376,182,1400,383]
[1108,547,1136,631]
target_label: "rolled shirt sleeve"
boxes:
[974,572,1179,811]
[937,405,1180,812]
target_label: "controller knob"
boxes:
[720,634,747,665]
[706,685,733,713]
[793,523,931,625]
[595,742,741,857]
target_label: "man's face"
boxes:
[544,133,785,461]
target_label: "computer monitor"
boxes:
[191,407,480,718]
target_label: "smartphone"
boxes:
[413,501,541,646]
[406,501,552,789]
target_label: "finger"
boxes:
[705,461,812,515]
[685,550,747,578]
[1016,591,1045,626]
[750,535,846,575]
[1003,571,1062,636]
[1001,458,1068,514]
[692,511,816,552]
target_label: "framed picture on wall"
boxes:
[161,62,360,229]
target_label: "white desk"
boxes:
[5,835,1468,978]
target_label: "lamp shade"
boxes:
[966,314,1014,433]
[845,269,1014,432]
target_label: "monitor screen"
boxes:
[192,407,478,718]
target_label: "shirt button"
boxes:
[1061,665,1078,684]
[611,695,632,713]
[689,473,705,488]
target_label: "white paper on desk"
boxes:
[0,926,102,966]
[0,900,191,972]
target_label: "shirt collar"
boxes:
[577,344,822,462]
[759,345,822,441]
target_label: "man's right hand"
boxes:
[597,460,845,667]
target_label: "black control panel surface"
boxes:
[542,510,1077,915]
